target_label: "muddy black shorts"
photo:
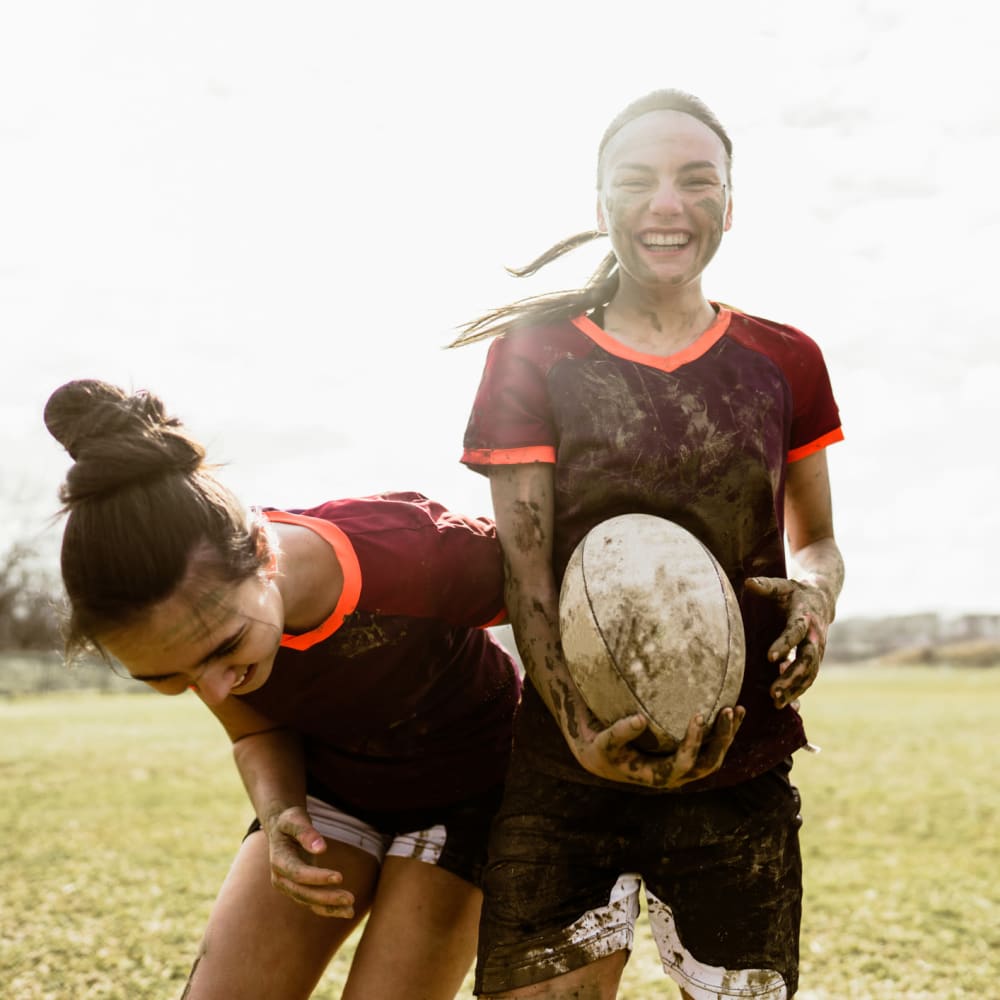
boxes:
[475,760,802,998]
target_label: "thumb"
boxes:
[746,576,791,599]
[277,806,327,855]
[295,820,327,855]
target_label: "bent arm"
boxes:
[203,692,308,827]
[232,727,311,833]
[488,463,587,742]
[785,449,844,620]
[747,449,845,705]
[489,463,741,787]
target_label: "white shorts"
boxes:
[304,794,447,865]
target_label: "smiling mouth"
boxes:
[232,664,254,691]
[640,232,689,249]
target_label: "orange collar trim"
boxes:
[571,307,732,373]
[264,509,362,651]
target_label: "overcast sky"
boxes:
[2,0,997,620]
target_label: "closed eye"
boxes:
[129,626,248,685]
[681,177,720,190]
[614,175,654,191]
[207,632,244,662]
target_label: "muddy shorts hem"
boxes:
[475,762,802,997]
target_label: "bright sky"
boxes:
[2,0,997,620]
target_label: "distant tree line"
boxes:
[0,540,63,652]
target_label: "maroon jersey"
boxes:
[240,492,520,814]
[462,307,843,790]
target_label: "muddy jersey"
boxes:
[462,307,842,790]
[240,492,520,816]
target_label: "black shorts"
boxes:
[245,782,504,889]
[475,760,802,997]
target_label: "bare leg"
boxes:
[181,830,381,1000]
[342,856,484,1000]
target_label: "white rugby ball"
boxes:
[559,514,745,752]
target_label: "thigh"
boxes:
[182,830,381,1000]
[343,855,483,1000]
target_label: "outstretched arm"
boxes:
[746,449,845,707]
[489,463,742,789]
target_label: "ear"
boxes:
[264,548,279,579]
[723,187,734,232]
[596,196,608,234]
[254,521,280,580]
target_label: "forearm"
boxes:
[489,464,592,742]
[503,558,591,743]
[789,536,845,622]
[232,727,308,831]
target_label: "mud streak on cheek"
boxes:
[695,194,726,258]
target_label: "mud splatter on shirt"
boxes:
[463,308,842,789]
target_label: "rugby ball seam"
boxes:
[692,537,741,721]
[580,524,741,732]
[579,530,650,721]
[560,514,746,750]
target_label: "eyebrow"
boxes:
[613,160,722,174]
[130,625,247,683]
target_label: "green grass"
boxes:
[1,666,998,998]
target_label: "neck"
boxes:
[604,281,716,357]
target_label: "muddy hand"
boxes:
[266,806,355,918]
[666,706,746,786]
[746,576,832,708]
[586,706,744,789]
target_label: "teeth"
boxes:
[234,668,249,688]
[642,233,688,247]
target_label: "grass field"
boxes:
[2,666,998,999]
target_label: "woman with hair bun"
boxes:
[45,379,521,1000]
[456,89,845,998]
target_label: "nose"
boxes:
[648,179,683,217]
[194,662,238,706]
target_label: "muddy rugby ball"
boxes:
[559,514,745,752]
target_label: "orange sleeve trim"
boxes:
[264,509,362,651]
[479,608,508,629]
[788,427,844,463]
[571,309,732,372]
[462,445,557,466]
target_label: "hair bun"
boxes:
[43,379,126,458]
[44,379,206,503]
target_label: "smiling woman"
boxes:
[452,89,846,1000]
[43,379,522,1000]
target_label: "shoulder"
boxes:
[286,492,478,537]
[721,307,830,375]
[723,307,822,351]
[298,496,500,555]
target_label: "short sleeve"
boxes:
[727,314,844,464]
[786,334,844,462]
[400,499,508,627]
[461,335,558,473]
[279,495,508,634]
[348,496,508,628]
